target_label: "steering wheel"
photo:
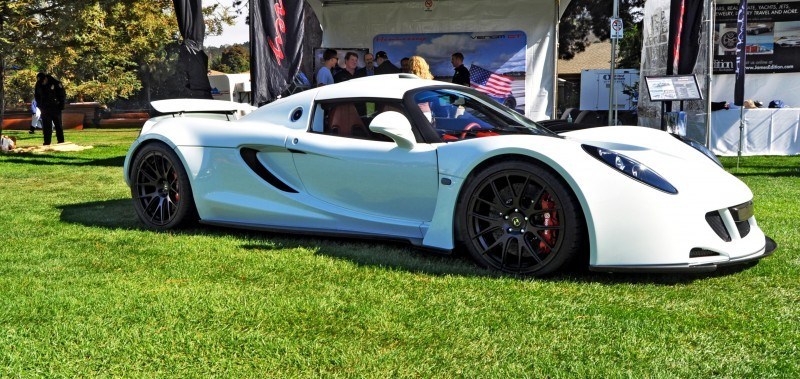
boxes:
[460,122,482,140]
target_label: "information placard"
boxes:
[644,75,703,101]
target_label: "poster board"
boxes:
[373,31,527,111]
[715,2,800,74]
[644,75,703,101]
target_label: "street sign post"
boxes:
[610,18,623,39]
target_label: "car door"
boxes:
[287,101,439,225]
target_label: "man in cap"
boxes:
[374,51,400,75]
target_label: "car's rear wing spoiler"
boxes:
[150,99,257,118]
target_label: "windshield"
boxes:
[411,88,556,142]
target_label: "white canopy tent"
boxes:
[305,0,571,120]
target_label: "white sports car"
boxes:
[124,75,776,276]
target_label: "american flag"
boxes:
[469,64,512,97]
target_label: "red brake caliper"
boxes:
[538,193,558,253]
[172,171,180,202]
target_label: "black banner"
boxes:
[715,1,800,74]
[734,0,748,106]
[172,0,213,99]
[250,0,305,105]
[668,0,705,75]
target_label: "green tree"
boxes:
[1,0,234,109]
[211,44,250,73]
[559,0,645,68]
[616,23,643,69]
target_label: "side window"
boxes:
[414,90,500,140]
[309,100,403,142]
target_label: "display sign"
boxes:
[644,75,703,101]
[715,1,800,74]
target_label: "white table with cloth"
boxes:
[710,108,800,156]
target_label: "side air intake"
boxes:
[240,148,298,193]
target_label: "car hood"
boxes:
[560,126,750,200]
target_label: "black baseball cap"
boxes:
[375,51,388,59]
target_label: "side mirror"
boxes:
[369,111,416,149]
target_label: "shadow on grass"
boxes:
[59,199,142,229]
[732,170,800,178]
[555,263,758,285]
[242,238,495,278]
[58,199,763,284]
[0,151,125,167]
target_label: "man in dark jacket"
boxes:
[355,53,375,77]
[334,52,360,83]
[451,52,470,86]
[34,73,66,145]
[374,51,400,75]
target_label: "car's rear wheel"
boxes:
[456,161,584,276]
[130,142,196,229]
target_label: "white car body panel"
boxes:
[124,76,772,272]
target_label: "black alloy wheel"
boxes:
[130,142,196,229]
[456,161,584,276]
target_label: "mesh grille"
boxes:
[690,248,720,258]
[736,220,751,238]
[705,211,731,242]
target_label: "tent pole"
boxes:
[608,0,619,125]
[706,0,715,148]
[737,106,744,168]
[552,0,560,120]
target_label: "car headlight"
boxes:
[671,134,723,168]
[582,145,678,194]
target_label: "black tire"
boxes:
[455,160,585,276]
[130,142,197,229]
[560,108,578,121]
[573,110,598,124]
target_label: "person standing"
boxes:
[316,49,338,87]
[400,57,411,73]
[29,98,42,134]
[451,52,470,86]
[374,51,400,75]
[356,53,375,77]
[34,73,66,145]
[334,52,359,83]
[408,56,433,80]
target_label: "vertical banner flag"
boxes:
[668,0,686,75]
[734,0,748,106]
[172,0,213,99]
[667,0,705,75]
[251,0,305,105]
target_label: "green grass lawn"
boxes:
[1,129,798,377]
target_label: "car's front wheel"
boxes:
[456,161,585,276]
[130,142,197,229]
